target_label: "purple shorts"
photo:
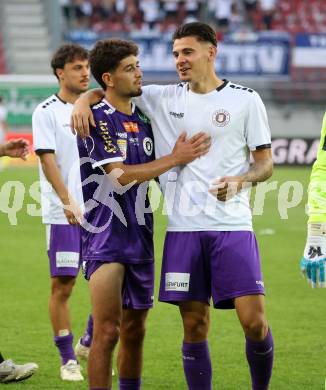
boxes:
[84,261,154,310]
[46,224,82,278]
[159,231,265,309]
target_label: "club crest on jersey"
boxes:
[143,137,153,156]
[212,109,230,127]
[117,139,127,161]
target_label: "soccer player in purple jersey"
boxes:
[76,39,210,390]
[72,22,274,390]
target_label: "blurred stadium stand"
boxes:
[0,0,61,74]
[0,32,7,74]
[267,0,326,34]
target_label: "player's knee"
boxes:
[95,321,120,349]
[182,313,209,340]
[50,277,75,300]
[121,320,146,346]
[242,316,268,341]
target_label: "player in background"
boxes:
[0,139,28,159]
[0,139,38,383]
[301,112,326,287]
[32,44,91,381]
[72,21,274,390]
[77,38,210,390]
[0,350,38,384]
[0,96,8,144]
[0,96,9,170]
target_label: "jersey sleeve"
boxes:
[0,106,8,121]
[32,106,56,154]
[244,91,271,151]
[307,112,326,223]
[85,112,123,169]
[133,85,166,119]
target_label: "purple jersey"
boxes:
[77,99,155,264]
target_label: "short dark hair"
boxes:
[89,39,139,90]
[51,44,89,79]
[173,22,217,47]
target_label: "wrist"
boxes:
[236,176,246,191]
[168,153,179,167]
[239,174,256,189]
[59,194,70,206]
[308,223,326,236]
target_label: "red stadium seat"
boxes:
[254,0,324,33]
[0,33,7,74]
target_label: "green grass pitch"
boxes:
[0,167,325,389]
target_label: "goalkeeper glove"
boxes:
[300,223,326,288]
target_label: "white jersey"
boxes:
[135,80,271,231]
[32,94,83,224]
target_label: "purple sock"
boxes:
[119,378,141,390]
[182,340,212,390]
[54,333,76,365]
[90,388,110,390]
[81,314,93,347]
[246,328,274,390]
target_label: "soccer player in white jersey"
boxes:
[71,22,274,390]
[32,44,91,381]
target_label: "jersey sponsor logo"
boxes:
[212,109,230,127]
[99,120,117,154]
[56,251,80,268]
[143,137,153,156]
[138,112,150,124]
[123,122,139,133]
[165,272,190,291]
[116,132,127,139]
[129,137,139,146]
[169,111,184,119]
[117,139,127,161]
